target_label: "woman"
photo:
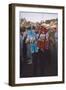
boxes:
[38,26,49,76]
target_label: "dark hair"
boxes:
[20,27,26,33]
[32,26,35,29]
[27,26,31,30]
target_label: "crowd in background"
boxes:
[20,18,58,77]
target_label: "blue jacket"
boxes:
[27,29,38,53]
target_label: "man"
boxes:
[49,27,58,75]
[20,27,27,77]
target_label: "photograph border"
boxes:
[9,3,64,86]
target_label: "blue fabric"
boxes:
[27,29,38,53]
[30,43,38,53]
[27,29,36,38]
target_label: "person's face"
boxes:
[53,28,56,32]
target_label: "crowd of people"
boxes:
[20,19,58,77]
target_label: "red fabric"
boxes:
[37,26,49,50]
[37,40,45,50]
[37,40,49,50]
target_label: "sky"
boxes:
[19,12,58,22]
